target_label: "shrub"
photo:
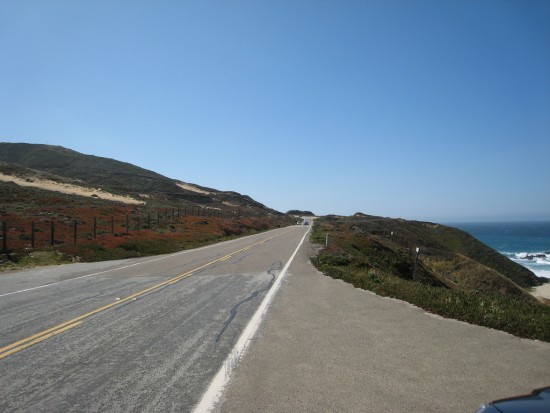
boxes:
[310,219,550,342]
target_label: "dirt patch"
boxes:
[0,172,143,205]
[531,282,550,302]
[175,182,211,195]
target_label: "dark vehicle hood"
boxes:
[489,387,550,413]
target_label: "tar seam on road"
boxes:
[215,261,282,343]
[0,228,297,361]
[193,225,312,413]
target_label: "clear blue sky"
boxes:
[1,1,549,222]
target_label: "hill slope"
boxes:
[0,142,276,212]
[312,215,543,294]
[312,216,550,341]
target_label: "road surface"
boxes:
[217,235,550,412]
[0,226,308,412]
[2,223,549,413]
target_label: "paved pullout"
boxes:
[218,237,550,413]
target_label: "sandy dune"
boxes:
[531,282,550,301]
[175,182,211,194]
[0,172,144,205]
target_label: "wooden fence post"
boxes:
[413,247,420,281]
[1,221,6,254]
[73,220,77,244]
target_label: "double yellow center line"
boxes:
[0,229,294,360]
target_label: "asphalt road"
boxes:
[0,225,309,412]
[217,235,550,413]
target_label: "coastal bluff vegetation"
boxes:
[311,215,549,341]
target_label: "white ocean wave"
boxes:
[503,251,549,263]
[499,250,550,279]
[518,252,548,259]
[532,269,550,279]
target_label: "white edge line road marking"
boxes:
[0,228,289,298]
[193,225,311,413]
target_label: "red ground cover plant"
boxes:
[1,198,290,262]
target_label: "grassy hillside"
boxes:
[0,142,294,268]
[0,181,293,268]
[315,214,541,289]
[0,142,274,211]
[0,143,179,195]
[311,215,550,341]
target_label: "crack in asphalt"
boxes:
[215,261,282,343]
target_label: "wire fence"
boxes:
[1,205,265,254]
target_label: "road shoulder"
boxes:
[217,238,550,413]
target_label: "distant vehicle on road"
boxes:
[475,387,550,413]
[303,221,309,225]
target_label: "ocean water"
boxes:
[451,221,550,279]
